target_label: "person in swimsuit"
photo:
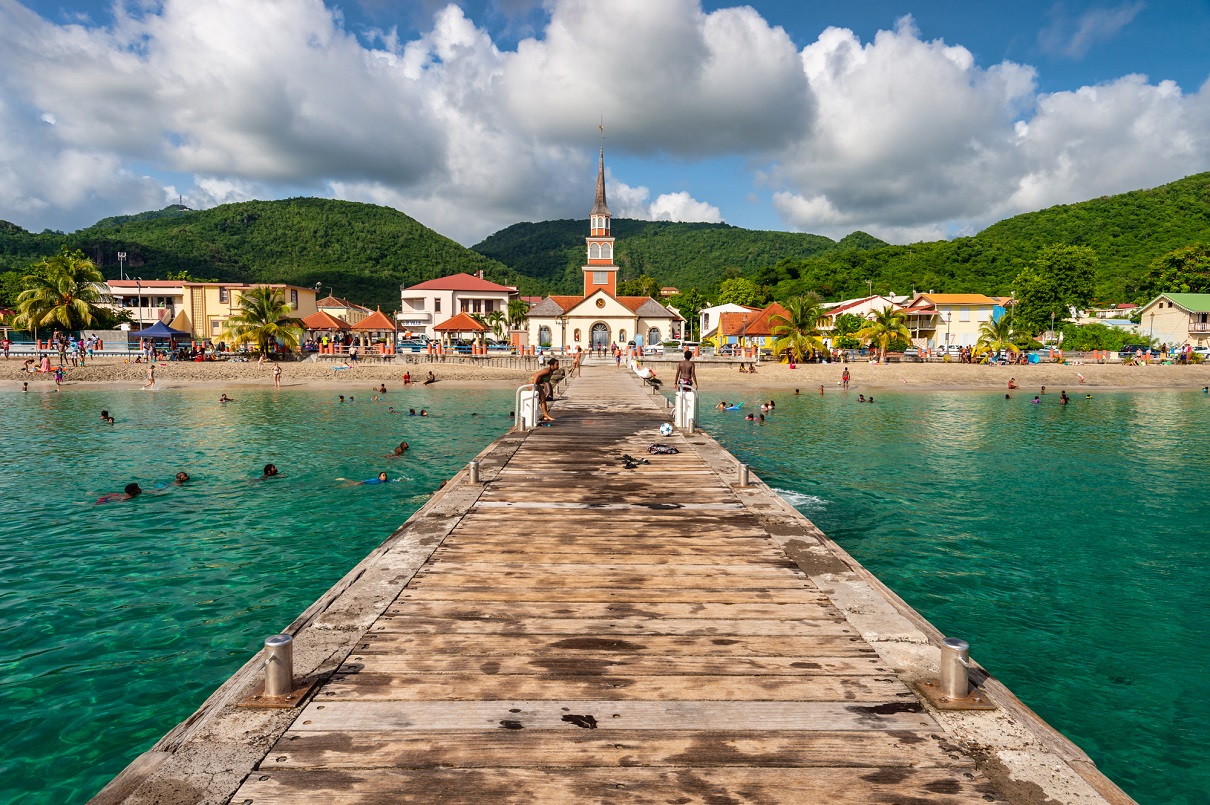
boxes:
[97,483,141,504]
[530,359,558,422]
[261,464,280,479]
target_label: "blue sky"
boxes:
[4,0,1210,245]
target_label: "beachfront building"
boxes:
[399,272,517,340]
[901,293,999,348]
[524,148,682,351]
[99,280,318,341]
[1137,293,1210,346]
[699,303,754,343]
[818,295,899,347]
[712,302,791,353]
[317,296,372,326]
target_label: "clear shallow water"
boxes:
[0,386,513,804]
[697,388,1210,805]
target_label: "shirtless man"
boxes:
[530,359,558,421]
[675,350,698,390]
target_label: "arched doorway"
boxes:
[590,322,610,349]
[538,325,552,347]
[647,327,661,345]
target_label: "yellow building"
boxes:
[103,280,318,341]
[908,293,1000,348]
[1137,293,1210,347]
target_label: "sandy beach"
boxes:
[6,355,1210,392]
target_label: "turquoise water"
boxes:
[697,388,1209,805]
[0,386,513,804]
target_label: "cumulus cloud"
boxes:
[1040,2,1145,59]
[0,0,1208,252]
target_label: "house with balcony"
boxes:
[317,296,372,326]
[100,280,318,341]
[1137,293,1210,346]
[906,293,999,348]
[398,272,517,340]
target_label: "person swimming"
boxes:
[420,409,428,416]
[408,408,416,416]
[100,409,109,419]
[378,384,387,393]
[97,482,141,503]
[261,463,280,479]
[338,471,391,486]
[1031,396,1041,404]
[857,394,866,402]
[174,472,189,484]
[219,394,233,403]
[386,442,409,458]
[867,396,875,403]
[338,395,345,403]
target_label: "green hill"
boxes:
[472,219,860,294]
[0,199,527,311]
[759,172,1210,303]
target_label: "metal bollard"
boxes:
[939,637,971,699]
[737,463,750,487]
[264,634,294,697]
[469,460,481,484]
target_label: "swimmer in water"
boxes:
[378,384,387,393]
[101,409,109,419]
[219,394,233,403]
[105,416,115,425]
[261,463,280,479]
[338,472,391,486]
[174,472,189,484]
[97,483,141,504]
[420,409,428,416]
[386,442,409,458]
[1031,396,1041,404]
[857,394,865,402]
[22,382,28,392]
[338,395,345,403]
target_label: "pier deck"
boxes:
[100,365,1133,805]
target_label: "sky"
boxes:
[2,0,1210,246]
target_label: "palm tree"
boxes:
[222,286,302,355]
[14,247,106,333]
[507,298,529,330]
[855,306,912,362]
[975,316,1018,358]
[485,310,507,340]
[769,294,826,362]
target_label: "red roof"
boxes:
[406,273,514,293]
[433,312,488,332]
[719,303,790,338]
[350,309,397,331]
[301,311,352,330]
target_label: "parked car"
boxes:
[903,347,920,360]
[1191,345,1210,359]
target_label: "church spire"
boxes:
[590,146,610,217]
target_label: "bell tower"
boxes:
[583,144,617,297]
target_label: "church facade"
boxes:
[526,148,683,351]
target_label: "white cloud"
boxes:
[607,178,721,223]
[1040,2,1146,59]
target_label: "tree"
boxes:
[507,298,529,329]
[717,277,760,307]
[769,294,826,362]
[1133,244,1210,301]
[855,306,911,361]
[617,274,660,297]
[669,288,707,339]
[1012,245,1098,334]
[974,315,1018,357]
[222,286,302,355]
[831,312,864,349]
[484,310,507,340]
[13,247,105,332]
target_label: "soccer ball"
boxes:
[659,423,674,437]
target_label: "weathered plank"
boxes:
[369,615,849,636]
[396,586,832,603]
[381,600,840,620]
[289,700,936,732]
[336,654,891,677]
[265,729,966,770]
[347,633,873,657]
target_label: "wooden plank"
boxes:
[382,601,842,621]
[337,654,891,677]
[408,571,813,591]
[317,673,910,702]
[369,616,849,636]
[289,699,937,732]
[396,587,830,603]
[347,633,875,657]
[236,767,995,804]
[427,551,792,566]
[266,729,965,770]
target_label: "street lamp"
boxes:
[1150,312,1155,341]
[1050,311,1055,344]
[117,252,126,281]
[135,277,142,325]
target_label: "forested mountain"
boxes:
[0,199,527,311]
[472,219,861,294]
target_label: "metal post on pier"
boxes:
[939,637,970,699]
[468,460,481,484]
[737,463,750,487]
[263,634,293,697]
[674,388,697,434]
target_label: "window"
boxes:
[602,243,612,260]
[473,299,482,314]
[434,298,441,313]
[211,319,222,333]
[290,289,298,308]
[484,300,493,313]
[589,243,601,260]
[574,328,581,342]
[461,300,469,312]
[538,325,552,346]
[592,272,608,285]
[412,299,424,311]
[619,329,627,343]
[959,307,970,322]
[648,327,660,344]
[219,288,229,303]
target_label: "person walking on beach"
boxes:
[1,335,10,359]
[142,364,156,390]
[675,349,698,391]
[272,363,282,388]
[842,367,850,390]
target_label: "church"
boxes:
[525,148,683,351]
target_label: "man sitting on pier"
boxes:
[530,358,559,422]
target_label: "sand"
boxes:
[6,355,1210,392]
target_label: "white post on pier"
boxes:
[674,387,697,434]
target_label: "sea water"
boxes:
[698,387,1209,805]
[0,386,514,804]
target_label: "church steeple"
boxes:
[584,142,617,296]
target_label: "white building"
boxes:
[398,272,517,340]
[525,147,681,351]
[699,303,753,342]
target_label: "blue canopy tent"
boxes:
[130,321,190,339]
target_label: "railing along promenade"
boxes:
[95,365,1135,805]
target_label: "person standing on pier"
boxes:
[675,350,698,391]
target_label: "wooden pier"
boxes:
[98,365,1134,805]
